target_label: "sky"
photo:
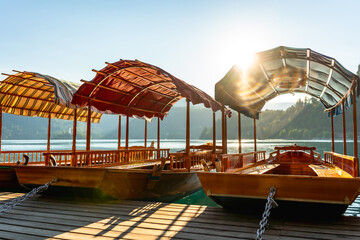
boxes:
[1,0,360,109]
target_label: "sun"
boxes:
[233,49,256,89]
[236,49,256,74]
[216,28,266,73]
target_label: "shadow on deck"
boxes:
[0,192,360,239]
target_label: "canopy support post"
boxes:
[224,111,228,154]
[238,112,242,153]
[0,105,2,152]
[221,107,225,154]
[352,89,358,177]
[118,114,121,150]
[331,111,335,152]
[157,117,160,159]
[71,110,77,166]
[144,120,147,147]
[342,102,347,155]
[86,101,91,165]
[253,114,257,154]
[125,116,129,162]
[126,116,129,149]
[186,99,190,171]
[117,115,121,163]
[47,113,51,152]
[86,102,91,152]
[118,115,121,150]
[212,112,216,154]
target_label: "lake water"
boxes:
[2,138,359,216]
[1,138,356,157]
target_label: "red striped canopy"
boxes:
[72,60,230,119]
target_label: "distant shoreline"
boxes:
[0,138,356,142]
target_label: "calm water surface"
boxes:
[2,138,355,156]
[2,138,359,215]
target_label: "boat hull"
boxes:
[197,172,360,216]
[0,166,23,190]
[14,166,201,202]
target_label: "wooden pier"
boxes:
[0,192,360,239]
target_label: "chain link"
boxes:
[0,178,58,215]
[256,187,277,240]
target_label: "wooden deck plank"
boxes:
[0,219,179,240]
[0,209,262,240]
[0,230,47,240]
[0,192,360,239]
[0,212,260,240]
[17,199,360,229]
[4,201,360,238]
[7,202,266,230]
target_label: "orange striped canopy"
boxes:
[0,71,102,123]
[72,59,230,120]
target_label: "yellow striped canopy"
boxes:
[0,71,102,123]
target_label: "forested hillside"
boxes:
[0,106,215,140]
[3,97,358,140]
[200,98,360,140]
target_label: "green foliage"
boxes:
[200,97,360,140]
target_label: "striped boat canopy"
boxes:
[0,71,102,123]
[72,59,230,120]
[216,46,359,118]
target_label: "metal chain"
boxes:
[256,187,277,240]
[0,178,58,215]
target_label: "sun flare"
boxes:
[215,27,268,75]
[236,49,256,72]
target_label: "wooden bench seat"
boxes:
[309,164,353,178]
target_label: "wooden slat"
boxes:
[0,192,360,239]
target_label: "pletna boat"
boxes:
[197,46,360,216]
[8,60,230,201]
[0,71,102,189]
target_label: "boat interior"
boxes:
[223,144,356,178]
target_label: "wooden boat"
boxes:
[12,148,203,201]
[14,164,200,202]
[198,145,360,216]
[4,60,229,201]
[0,71,102,189]
[198,46,360,216]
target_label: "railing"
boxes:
[269,149,323,163]
[169,151,215,171]
[189,144,222,153]
[169,152,186,170]
[269,151,277,160]
[274,145,316,162]
[220,151,266,172]
[324,152,356,177]
[190,151,214,169]
[0,150,73,165]
[313,151,322,161]
[42,148,170,167]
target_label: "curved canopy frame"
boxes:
[72,59,230,120]
[215,46,359,118]
[0,71,102,123]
